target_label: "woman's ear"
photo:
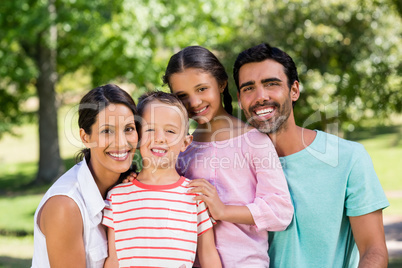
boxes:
[80,128,90,148]
[180,134,193,152]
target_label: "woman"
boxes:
[31,84,139,267]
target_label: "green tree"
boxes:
[0,0,121,184]
[226,0,402,131]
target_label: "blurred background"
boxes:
[0,0,401,266]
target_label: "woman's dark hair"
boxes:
[163,46,233,115]
[76,84,139,183]
[233,43,299,107]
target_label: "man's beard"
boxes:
[247,99,292,134]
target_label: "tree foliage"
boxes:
[0,0,401,182]
[224,0,402,131]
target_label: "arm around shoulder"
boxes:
[39,195,86,267]
[249,133,294,231]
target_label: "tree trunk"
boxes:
[34,0,64,184]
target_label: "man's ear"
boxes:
[290,81,300,102]
[180,134,193,152]
[237,92,243,110]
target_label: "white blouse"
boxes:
[31,159,108,268]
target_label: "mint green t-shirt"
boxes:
[268,131,389,268]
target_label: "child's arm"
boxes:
[104,227,119,268]
[188,179,255,224]
[197,228,222,268]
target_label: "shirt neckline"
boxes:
[133,176,186,190]
[280,130,322,160]
[191,128,260,144]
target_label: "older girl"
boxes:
[164,46,293,267]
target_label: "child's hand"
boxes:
[121,172,137,183]
[187,179,226,221]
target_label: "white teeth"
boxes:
[194,107,207,114]
[151,149,167,153]
[256,107,274,116]
[109,152,128,158]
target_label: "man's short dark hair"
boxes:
[233,43,299,92]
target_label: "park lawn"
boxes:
[0,195,42,236]
[357,133,402,191]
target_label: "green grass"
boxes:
[355,133,402,191]
[0,236,33,267]
[389,258,402,268]
[0,195,42,236]
[385,198,402,216]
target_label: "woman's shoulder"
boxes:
[39,195,82,234]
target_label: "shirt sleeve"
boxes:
[345,144,389,217]
[245,131,294,232]
[196,200,213,236]
[102,190,114,229]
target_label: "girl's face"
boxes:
[169,68,226,125]
[139,100,191,171]
[80,103,138,184]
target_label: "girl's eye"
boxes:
[125,126,135,132]
[176,94,187,100]
[145,128,154,132]
[198,87,207,92]
[166,130,176,134]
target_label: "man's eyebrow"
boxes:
[239,81,255,90]
[261,78,282,84]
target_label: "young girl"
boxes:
[32,84,139,267]
[103,91,221,268]
[163,46,293,267]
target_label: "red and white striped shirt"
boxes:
[103,176,213,268]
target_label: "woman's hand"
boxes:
[121,172,137,183]
[187,179,226,221]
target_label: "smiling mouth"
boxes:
[109,152,128,158]
[107,151,130,161]
[193,106,208,114]
[255,107,274,117]
[151,148,167,154]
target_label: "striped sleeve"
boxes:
[102,190,114,229]
[196,200,213,236]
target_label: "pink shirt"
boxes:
[177,128,293,267]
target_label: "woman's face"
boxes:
[169,68,225,125]
[80,103,138,183]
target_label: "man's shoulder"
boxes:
[317,130,365,152]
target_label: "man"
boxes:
[233,43,389,267]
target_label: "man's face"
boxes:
[237,59,296,134]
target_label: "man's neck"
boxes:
[269,123,316,157]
